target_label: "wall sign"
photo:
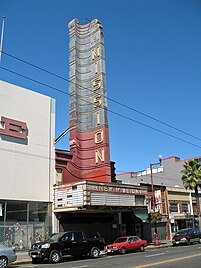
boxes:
[0,116,27,139]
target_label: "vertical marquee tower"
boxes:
[67,18,111,182]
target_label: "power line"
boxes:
[1,65,201,150]
[2,50,201,143]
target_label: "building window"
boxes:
[0,202,5,222]
[6,201,27,222]
[193,203,198,215]
[135,195,145,206]
[55,168,62,184]
[182,203,189,213]
[170,202,178,213]
[0,200,51,249]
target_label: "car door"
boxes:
[127,237,134,251]
[61,232,78,256]
[192,228,200,243]
[132,236,141,250]
[74,232,87,255]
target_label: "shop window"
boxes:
[182,203,189,213]
[170,202,178,213]
[6,201,27,222]
[0,202,5,243]
[0,201,5,222]
[135,195,145,206]
[29,202,49,223]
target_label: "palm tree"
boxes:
[181,159,201,222]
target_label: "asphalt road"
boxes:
[11,244,201,268]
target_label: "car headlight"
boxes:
[181,238,187,241]
[41,243,50,249]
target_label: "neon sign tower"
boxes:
[67,19,111,182]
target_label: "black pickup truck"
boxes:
[29,231,105,264]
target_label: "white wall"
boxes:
[0,80,55,202]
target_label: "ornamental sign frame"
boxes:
[67,19,111,182]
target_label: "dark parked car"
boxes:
[29,231,105,264]
[172,228,201,246]
[0,244,17,268]
[106,236,147,254]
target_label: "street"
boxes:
[10,244,201,268]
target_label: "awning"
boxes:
[133,208,149,223]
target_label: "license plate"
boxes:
[176,242,179,244]
[32,255,37,258]
[107,250,111,252]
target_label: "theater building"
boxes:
[53,19,151,244]
[0,80,55,249]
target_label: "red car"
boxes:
[106,236,147,254]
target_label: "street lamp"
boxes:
[150,154,163,246]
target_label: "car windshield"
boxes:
[115,237,127,243]
[48,233,65,242]
[176,230,188,236]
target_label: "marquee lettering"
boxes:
[95,130,104,144]
[95,62,98,74]
[91,39,105,165]
[92,47,100,60]
[95,148,105,164]
[96,112,100,126]
[93,77,101,90]
[93,95,102,108]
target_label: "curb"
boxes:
[12,260,32,266]
[145,244,172,251]
[12,244,172,265]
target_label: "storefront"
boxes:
[0,200,51,249]
[166,187,193,238]
[170,214,194,234]
[53,180,149,244]
[0,80,55,249]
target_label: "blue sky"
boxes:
[1,0,201,173]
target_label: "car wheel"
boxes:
[90,247,100,258]
[139,245,144,252]
[49,250,61,263]
[120,247,126,254]
[0,256,8,268]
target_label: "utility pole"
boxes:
[0,16,6,64]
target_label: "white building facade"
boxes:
[0,80,55,249]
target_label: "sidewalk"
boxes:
[13,251,32,265]
[12,241,173,265]
[145,240,172,250]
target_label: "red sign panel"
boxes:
[0,116,27,139]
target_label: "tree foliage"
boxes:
[181,160,201,190]
[148,211,162,224]
[181,159,201,216]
